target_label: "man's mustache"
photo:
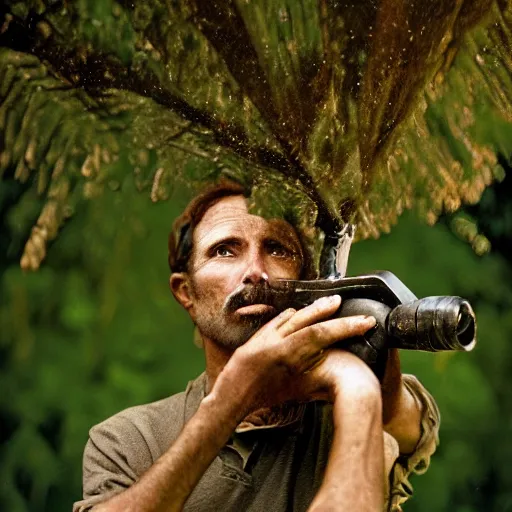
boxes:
[224,283,277,313]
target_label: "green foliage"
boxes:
[0,184,204,511]
[1,0,512,270]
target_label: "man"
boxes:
[74,182,439,512]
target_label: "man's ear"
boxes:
[169,273,194,311]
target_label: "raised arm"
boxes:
[86,296,377,511]
[306,351,385,512]
[304,348,438,512]
[91,383,247,512]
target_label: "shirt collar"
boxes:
[183,372,305,433]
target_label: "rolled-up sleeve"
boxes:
[386,374,440,512]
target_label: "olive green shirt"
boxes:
[74,373,439,512]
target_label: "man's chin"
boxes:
[195,306,279,350]
[211,312,276,349]
[232,315,272,343]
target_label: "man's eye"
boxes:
[267,242,294,258]
[214,245,235,257]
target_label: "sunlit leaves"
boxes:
[2,0,512,270]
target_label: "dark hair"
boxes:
[168,181,248,273]
[168,181,315,277]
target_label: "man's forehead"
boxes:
[195,195,299,242]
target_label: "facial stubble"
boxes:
[189,279,278,350]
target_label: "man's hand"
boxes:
[215,295,421,455]
[213,294,378,416]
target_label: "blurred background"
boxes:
[1,162,512,512]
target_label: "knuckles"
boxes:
[308,322,329,341]
[232,310,381,407]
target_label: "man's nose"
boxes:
[241,252,269,285]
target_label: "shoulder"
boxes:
[89,389,189,462]
[74,393,188,512]
[99,390,188,432]
[75,377,205,511]
[86,372,206,467]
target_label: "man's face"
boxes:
[184,195,303,350]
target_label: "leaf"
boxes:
[1,0,512,270]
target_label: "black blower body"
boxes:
[268,271,476,379]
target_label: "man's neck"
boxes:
[202,337,235,393]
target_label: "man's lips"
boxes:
[235,304,276,315]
